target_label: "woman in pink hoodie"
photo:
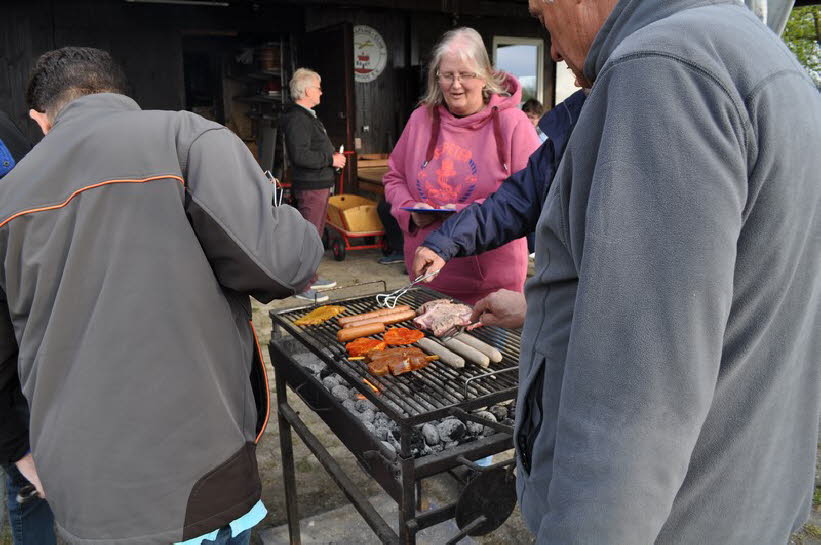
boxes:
[384,27,540,305]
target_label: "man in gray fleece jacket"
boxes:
[486,1,821,543]
[0,47,323,544]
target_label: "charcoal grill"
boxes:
[269,285,523,544]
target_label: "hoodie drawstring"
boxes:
[491,106,508,173]
[423,107,440,168]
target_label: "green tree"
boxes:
[783,6,821,87]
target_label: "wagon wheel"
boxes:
[332,238,346,261]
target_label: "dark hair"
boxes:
[521,98,544,116]
[26,47,127,118]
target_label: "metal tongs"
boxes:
[375,270,440,308]
[264,170,284,207]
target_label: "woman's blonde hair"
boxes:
[419,27,508,108]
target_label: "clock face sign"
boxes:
[354,25,387,83]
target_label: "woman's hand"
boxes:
[410,202,438,228]
[332,153,347,169]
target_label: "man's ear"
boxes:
[29,109,51,135]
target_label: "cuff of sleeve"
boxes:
[422,233,458,261]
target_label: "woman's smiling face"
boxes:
[437,52,486,116]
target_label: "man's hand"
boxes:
[412,246,446,280]
[471,289,527,329]
[332,153,346,169]
[15,452,45,498]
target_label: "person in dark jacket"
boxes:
[0,46,323,545]
[0,110,57,545]
[412,89,586,287]
[280,67,346,302]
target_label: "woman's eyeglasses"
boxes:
[436,71,480,84]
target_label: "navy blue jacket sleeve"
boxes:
[421,89,587,261]
[422,140,557,260]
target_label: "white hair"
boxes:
[419,27,508,108]
[289,68,320,101]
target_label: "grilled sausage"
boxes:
[454,333,503,363]
[338,305,412,327]
[337,323,386,342]
[344,309,416,329]
[416,338,464,369]
[441,338,490,368]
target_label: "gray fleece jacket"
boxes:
[517,1,821,544]
[0,93,322,544]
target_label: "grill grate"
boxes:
[271,286,522,426]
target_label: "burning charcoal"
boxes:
[363,422,377,435]
[489,405,508,422]
[415,444,434,458]
[445,441,459,449]
[475,410,497,436]
[356,409,376,424]
[331,384,350,402]
[437,418,466,443]
[421,423,440,446]
[382,440,399,460]
[355,399,376,413]
[342,399,358,413]
[465,420,484,436]
[502,418,514,427]
[373,426,390,441]
[431,443,445,453]
[322,375,340,390]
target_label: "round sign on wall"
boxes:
[353,25,387,83]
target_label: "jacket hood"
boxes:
[424,72,523,171]
[583,0,735,84]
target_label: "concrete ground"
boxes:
[1,247,819,545]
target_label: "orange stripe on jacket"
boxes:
[250,321,271,444]
[0,175,185,229]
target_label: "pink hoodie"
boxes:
[384,73,540,304]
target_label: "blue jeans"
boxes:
[3,463,56,545]
[205,527,251,545]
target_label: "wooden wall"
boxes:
[305,5,551,155]
[0,0,302,144]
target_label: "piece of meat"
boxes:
[367,346,425,362]
[338,305,412,327]
[413,299,473,337]
[344,309,416,329]
[388,354,429,375]
[368,358,390,376]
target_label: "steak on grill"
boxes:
[413,299,473,337]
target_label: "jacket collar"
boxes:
[52,93,140,129]
[583,0,736,84]
[539,89,586,152]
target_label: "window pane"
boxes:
[555,61,577,104]
[496,44,538,103]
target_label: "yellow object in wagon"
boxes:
[294,305,347,326]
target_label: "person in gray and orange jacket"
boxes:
[0,47,322,545]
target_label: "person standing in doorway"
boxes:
[521,98,547,143]
[280,68,346,302]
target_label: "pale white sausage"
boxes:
[454,333,503,363]
[416,338,464,369]
[441,338,490,368]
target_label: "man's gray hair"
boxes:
[290,68,320,101]
[419,27,508,108]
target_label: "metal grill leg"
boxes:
[276,369,301,545]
